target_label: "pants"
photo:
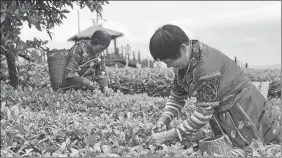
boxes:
[210,84,281,148]
[61,76,97,91]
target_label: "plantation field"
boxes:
[1,63,281,157]
[8,63,281,99]
[107,68,281,99]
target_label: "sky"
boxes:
[20,1,281,67]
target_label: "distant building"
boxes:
[68,25,124,55]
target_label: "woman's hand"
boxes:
[147,128,178,145]
[102,86,113,96]
[152,121,168,133]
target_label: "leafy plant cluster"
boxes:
[107,68,173,97]
[1,62,50,91]
[2,63,280,99]
[107,68,281,99]
[1,82,281,157]
[0,83,207,157]
[247,69,281,99]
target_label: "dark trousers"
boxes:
[61,76,97,91]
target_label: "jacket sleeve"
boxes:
[158,69,189,125]
[64,44,83,78]
[175,71,221,141]
[174,48,223,141]
[93,54,108,88]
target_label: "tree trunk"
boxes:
[5,52,18,88]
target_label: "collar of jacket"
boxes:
[81,41,103,59]
[176,40,202,83]
[190,40,202,61]
[179,40,201,72]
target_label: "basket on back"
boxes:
[47,49,69,91]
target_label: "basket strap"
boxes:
[212,115,233,145]
[80,43,102,64]
[212,115,225,135]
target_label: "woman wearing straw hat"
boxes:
[61,30,113,96]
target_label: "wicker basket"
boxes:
[199,134,233,156]
[199,116,234,156]
[47,49,69,91]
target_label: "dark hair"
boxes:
[149,24,189,61]
[91,30,112,48]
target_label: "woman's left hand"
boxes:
[102,86,113,96]
[147,128,178,145]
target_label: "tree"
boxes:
[0,0,109,88]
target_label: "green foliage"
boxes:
[2,63,280,99]
[107,68,281,99]
[0,62,50,90]
[0,82,197,157]
[107,68,174,97]
[1,82,281,157]
[247,69,281,99]
[17,63,50,90]
[0,65,281,157]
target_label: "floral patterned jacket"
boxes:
[62,41,108,88]
[159,40,251,141]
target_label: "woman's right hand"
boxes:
[152,121,168,133]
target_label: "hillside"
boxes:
[251,64,281,70]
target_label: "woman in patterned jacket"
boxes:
[61,30,112,96]
[147,24,281,149]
